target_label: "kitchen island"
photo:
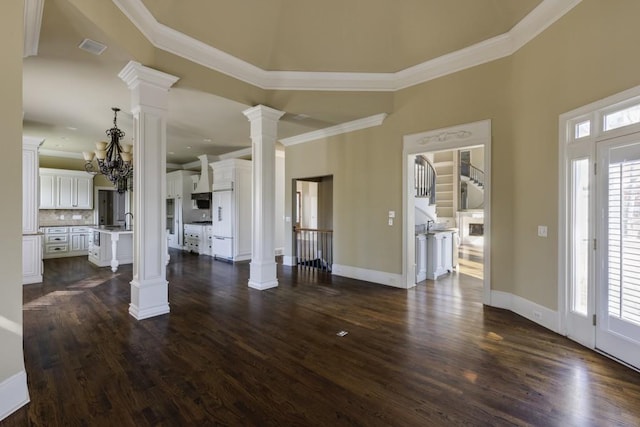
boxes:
[415,228,458,281]
[89,227,133,272]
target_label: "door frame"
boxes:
[559,84,640,364]
[402,119,491,303]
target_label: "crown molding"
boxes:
[23,0,45,58]
[39,149,84,159]
[118,61,180,90]
[280,113,387,147]
[113,0,581,92]
[219,147,252,160]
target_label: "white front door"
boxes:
[595,134,640,368]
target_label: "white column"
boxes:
[243,105,285,290]
[119,61,179,320]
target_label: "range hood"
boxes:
[190,154,215,209]
[192,154,215,194]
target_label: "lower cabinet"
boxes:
[183,224,214,256]
[41,226,92,258]
[23,234,43,285]
[184,224,204,254]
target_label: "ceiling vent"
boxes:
[78,38,107,55]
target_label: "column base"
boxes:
[129,278,170,320]
[248,260,278,290]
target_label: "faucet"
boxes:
[124,212,133,230]
[427,219,435,232]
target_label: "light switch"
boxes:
[389,210,395,218]
[538,225,548,237]
[388,218,394,226]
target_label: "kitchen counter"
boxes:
[89,227,133,272]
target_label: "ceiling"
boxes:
[23,0,544,167]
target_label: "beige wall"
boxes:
[286,57,513,280]
[39,155,115,188]
[508,0,640,309]
[0,1,26,385]
[287,0,640,310]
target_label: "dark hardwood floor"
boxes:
[3,250,640,426]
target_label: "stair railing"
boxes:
[415,155,437,205]
[293,227,333,272]
[460,161,484,188]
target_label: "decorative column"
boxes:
[119,61,179,320]
[243,105,285,290]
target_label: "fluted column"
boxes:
[243,105,285,290]
[119,61,179,320]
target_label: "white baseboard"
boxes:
[0,370,29,422]
[490,290,560,334]
[332,264,405,288]
[275,247,284,256]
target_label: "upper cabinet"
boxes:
[166,170,198,199]
[40,168,94,209]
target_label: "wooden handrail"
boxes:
[294,227,333,233]
[415,155,437,205]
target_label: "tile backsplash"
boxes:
[39,209,95,226]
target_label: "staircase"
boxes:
[433,151,455,221]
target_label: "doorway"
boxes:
[96,188,127,226]
[561,85,640,370]
[403,120,491,302]
[293,176,333,271]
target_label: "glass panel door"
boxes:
[596,135,640,368]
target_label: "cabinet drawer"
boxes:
[44,227,68,234]
[71,227,91,233]
[45,244,69,255]
[45,235,68,244]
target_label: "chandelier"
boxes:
[83,107,133,193]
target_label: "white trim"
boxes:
[559,83,640,342]
[23,0,44,58]
[280,113,388,147]
[402,120,491,304]
[0,371,29,422]
[39,149,84,159]
[490,291,561,334]
[219,147,252,160]
[332,264,405,289]
[113,0,581,92]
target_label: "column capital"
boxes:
[118,61,179,91]
[243,105,285,122]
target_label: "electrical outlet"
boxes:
[388,218,393,226]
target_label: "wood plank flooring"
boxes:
[3,250,640,426]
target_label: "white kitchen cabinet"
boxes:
[184,224,205,254]
[39,174,55,209]
[40,168,94,209]
[23,136,43,284]
[41,226,92,258]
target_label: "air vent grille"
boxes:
[78,38,107,55]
